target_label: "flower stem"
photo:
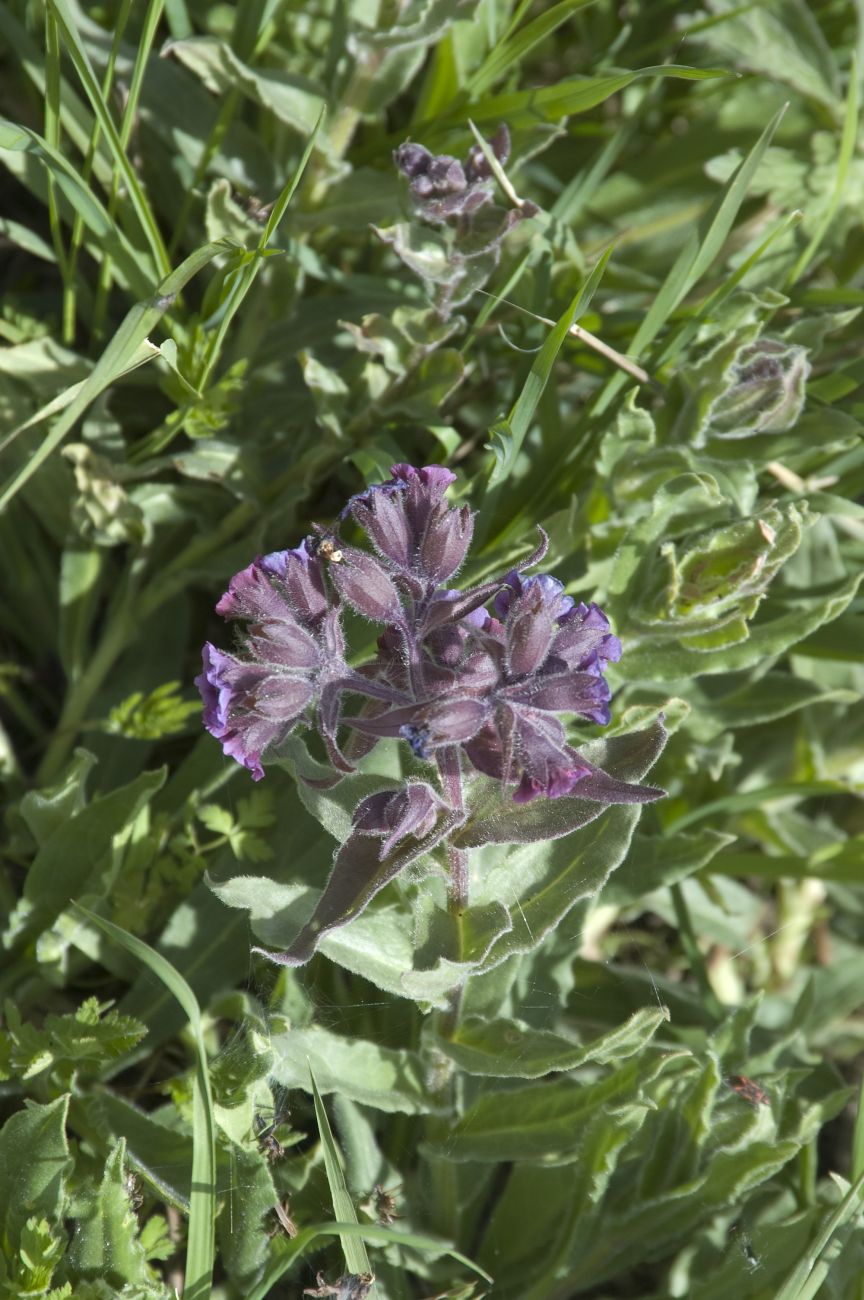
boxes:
[436,745,468,913]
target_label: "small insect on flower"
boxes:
[726,1074,770,1107]
[306,534,343,563]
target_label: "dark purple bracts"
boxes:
[197,463,659,810]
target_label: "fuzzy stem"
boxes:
[436,745,468,914]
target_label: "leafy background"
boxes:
[1,0,864,1297]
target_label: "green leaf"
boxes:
[0,1096,71,1244]
[245,1220,492,1300]
[167,36,326,137]
[602,828,735,905]
[23,767,166,926]
[593,103,787,415]
[67,1139,151,1284]
[309,1066,372,1279]
[0,112,149,279]
[440,1006,669,1079]
[429,1050,690,1162]
[253,804,462,968]
[270,1025,441,1114]
[622,570,864,680]
[466,0,595,97]
[688,673,859,733]
[0,239,228,510]
[76,1091,193,1211]
[433,64,729,130]
[71,906,216,1300]
[487,247,612,488]
[46,0,171,277]
[685,0,840,109]
[774,1170,864,1300]
[788,53,859,284]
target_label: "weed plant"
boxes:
[1,2,863,1297]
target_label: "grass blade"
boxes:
[487,245,614,488]
[246,1221,494,1300]
[309,1065,372,1279]
[774,1169,864,1300]
[71,904,216,1300]
[466,0,596,98]
[0,239,227,512]
[0,117,152,297]
[592,101,787,416]
[92,0,167,337]
[787,53,859,286]
[47,0,171,277]
[439,63,729,130]
[664,781,850,834]
[195,106,325,392]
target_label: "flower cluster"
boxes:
[394,126,520,224]
[197,463,647,808]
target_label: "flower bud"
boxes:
[394,142,432,178]
[329,547,403,623]
[259,543,328,623]
[353,781,446,856]
[505,585,556,677]
[420,504,473,583]
[704,338,810,442]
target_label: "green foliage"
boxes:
[2,0,863,1296]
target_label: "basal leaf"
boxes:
[439,1006,668,1078]
[428,1050,690,1162]
[0,1095,71,1244]
[270,1024,440,1114]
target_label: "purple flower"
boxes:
[195,641,315,781]
[202,463,666,970]
[353,781,447,856]
[347,463,473,589]
[198,464,652,812]
[394,127,512,223]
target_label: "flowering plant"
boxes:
[197,465,665,965]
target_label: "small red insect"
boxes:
[726,1074,770,1107]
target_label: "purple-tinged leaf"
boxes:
[456,720,667,846]
[253,805,464,967]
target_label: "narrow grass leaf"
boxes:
[431,64,729,131]
[196,106,324,390]
[0,239,227,511]
[664,781,851,834]
[592,102,786,416]
[0,118,152,295]
[466,0,596,97]
[0,344,157,460]
[487,245,612,486]
[657,208,803,368]
[774,1169,864,1300]
[71,904,216,1300]
[47,0,171,276]
[787,54,859,286]
[309,1065,372,1278]
[853,1075,864,1181]
[245,1221,493,1300]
